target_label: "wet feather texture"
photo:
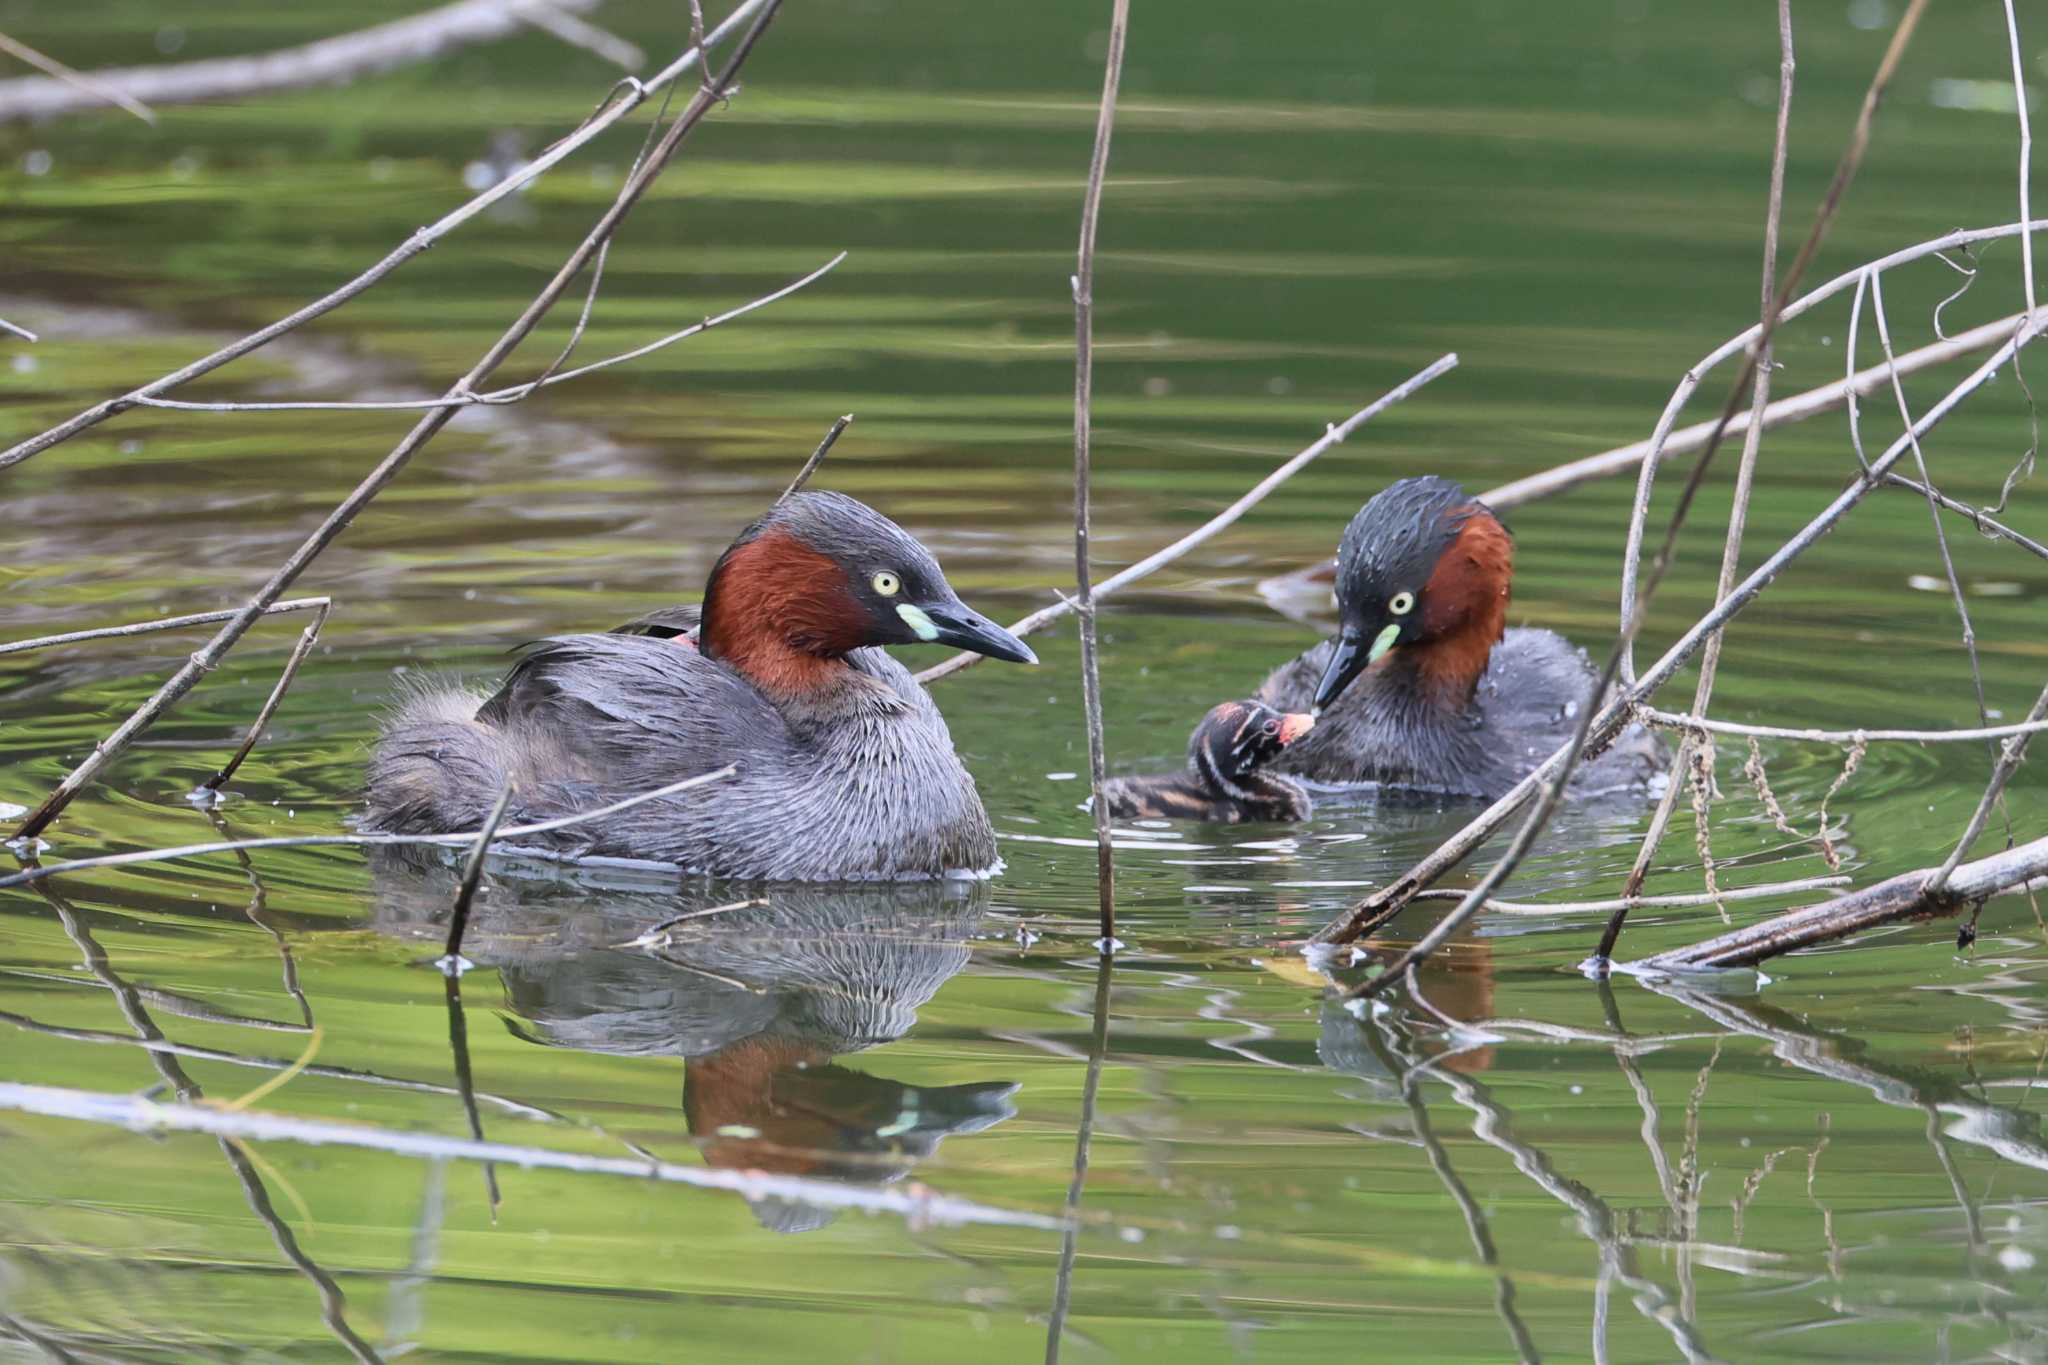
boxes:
[1261,477,1666,798]
[364,493,1017,879]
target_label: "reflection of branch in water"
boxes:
[1598,981,1684,1224]
[1045,955,1113,1365]
[1369,1004,1726,1363]
[1676,1039,1722,1325]
[31,884,384,1363]
[0,1083,1065,1232]
[0,1003,560,1121]
[203,804,313,1028]
[0,963,307,1034]
[383,1160,446,1360]
[217,1136,386,1365]
[1356,1015,1540,1362]
[1646,981,2048,1175]
[444,975,501,1219]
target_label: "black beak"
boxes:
[923,599,1038,665]
[1311,628,1367,713]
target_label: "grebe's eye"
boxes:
[871,571,901,597]
[1389,590,1416,616]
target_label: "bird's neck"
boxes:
[699,530,862,698]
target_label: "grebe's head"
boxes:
[1189,699,1315,792]
[1312,476,1513,712]
[700,490,1035,694]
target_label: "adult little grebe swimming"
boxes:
[1101,699,1316,823]
[1256,476,1663,799]
[366,491,1036,880]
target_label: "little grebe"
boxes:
[366,491,1036,880]
[1101,700,1316,823]
[1256,476,1664,798]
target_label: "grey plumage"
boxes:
[1261,626,1663,797]
[364,492,1009,880]
[1259,475,1665,798]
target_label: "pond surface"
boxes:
[4,1,2048,1359]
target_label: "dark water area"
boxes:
[3,0,2048,1359]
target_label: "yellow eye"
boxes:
[872,571,901,597]
[1389,590,1416,616]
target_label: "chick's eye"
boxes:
[872,571,901,597]
[1389,590,1416,616]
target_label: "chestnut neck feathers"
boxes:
[1411,508,1512,703]
[699,529,865,697]
[697,491,939,699]
[1338,476,1512,706]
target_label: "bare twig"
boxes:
[1873,272,1998,739]
[1071,0,1132,947]
[1406,874,1849,917]
[1240,310,2027,609]
[1931,678,2048,892]
[1611,0,1793,936]
[0,0,610,124]
[1619,0,1930,693]
[0,29,156,124]
[686,0,715,94]
[128,253,847,414]
[442,780,516,970]
[202,599,332,792]
[1328,0,1937,978]
[0,0,773,471]
[0,766,735,891]
[2002,0,2037,316]
[1846,272,1872,470]
[1878,469,2048,561]
[0,597,328,658]
[1637,833,2048,970]
[1637,707,2048,745]
[516,3,644,70]
[1480,311,2022,512]
[779,414,854,503]
[914,353,1457,686]
[11,1,784,842]
[1990,0,2042,517]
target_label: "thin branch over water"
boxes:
[1069,0,1132,946]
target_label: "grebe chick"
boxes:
[1101,700,1316,823]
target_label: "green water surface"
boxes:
[3,1,2048,1360]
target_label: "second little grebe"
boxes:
[1101,700,1316,823]
[366,491,1036,880]
[1257,476,1664,798]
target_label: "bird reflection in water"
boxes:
[372,854,1018,1233]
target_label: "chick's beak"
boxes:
[1275,712,1316,746]
[911,596,1038,665]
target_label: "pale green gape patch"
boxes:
[896,602,940,641]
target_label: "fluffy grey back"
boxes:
[365,630,998,879]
